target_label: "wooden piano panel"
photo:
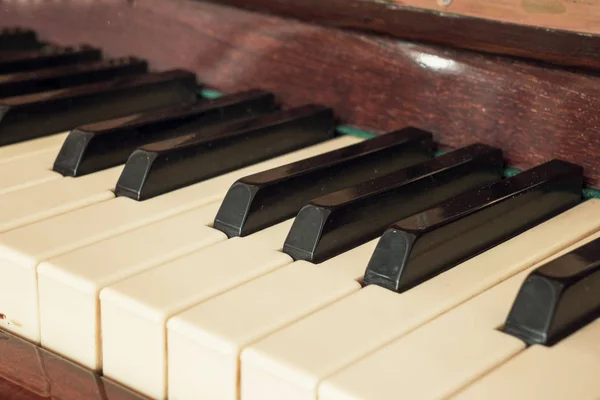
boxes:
[0,329,148,399]
[4,0,598,186]
[210,0,600,71]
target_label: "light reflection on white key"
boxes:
[166,240,377,400]
[0,131,67,164]
[240,200,600,400]
[0,136,359,343]
[100,220,295,400]
[0,150,61,194]
[0,165,121,233]
[452,318,600,400]
[37,201,225,371]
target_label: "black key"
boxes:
[53,89,277,177]
[363,159,583,293]
[283,144,505,263]
[0,57,148,98]
[0,45,102,74]
[503,235,600,346]
[0,28,41,52]
[0,69,198,146]
[115,105,336,201]
[214,127,435,238]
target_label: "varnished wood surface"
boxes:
[216,0,600,35]
[210,0,600,71]
[4,0,598,186]
[0,329,148,400]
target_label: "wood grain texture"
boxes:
[0,329,148,400]
[209,0,600,71]
[1,0,600,185]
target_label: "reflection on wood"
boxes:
[0,330,148,400]
[210,0,600,70]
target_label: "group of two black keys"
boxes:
[2,27,599,351]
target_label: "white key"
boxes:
[240,199,600,400]
[37,201,226,370]
[166,239,377,400]
[0,150,61,195]
[0,131,67,164]
[319,228,600,400]
[452,318,600,400]
[100,220,296,399]
[0,136,359,343]
[0,165,121,233]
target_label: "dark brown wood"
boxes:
[208,0,600,72]
[5,0,596,186]
[0,329,149,400]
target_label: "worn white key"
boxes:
[37,201,226,370]
[167,239,377,400]
[100,220,296,399]
[0,136,358,343]
[452,318,600,400]
[0,150,62,195]
[240,199,600,400]
[0,165,121,233]
[0,131,67,164]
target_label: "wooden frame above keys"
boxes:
[6,1,600,188]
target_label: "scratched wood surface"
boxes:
[210,0,600,71]
[1,0,600,396]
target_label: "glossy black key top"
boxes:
[283,143,505,263]
[363,159,583,293]
[0,28,41,52]
[0,45,102,74]
[503,235,600,346]
[214,127,435,238]
[0,57,148,98]
[115,104,336,201]
[0,69,198,146]
[53,89,277,177]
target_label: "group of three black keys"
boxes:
[1,27,599,350]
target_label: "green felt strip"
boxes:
[199,88,223,99]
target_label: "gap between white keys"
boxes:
[0,150,63,194]
[37,201,226,371]
[451,318,600,400]
[0,164,122,233]
[166,239,378,400]
[0,135,359,343]
[239,199,600,400]
[0,131,68,164]
[99,220,296,400]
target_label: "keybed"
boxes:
[0,27,599,400]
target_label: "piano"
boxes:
[0,1,599,399]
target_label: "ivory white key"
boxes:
[166,239,377,400]
[0,150,61,195]
[37,201,225,371]
[0,131,67,164]
[318,226,600,400]
[100,220,296,399]
[452,318,600,400]
[0,165,122,233]
[0,135,359,343]
[240,199,600,400]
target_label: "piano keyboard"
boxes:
[0,27,599,400]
